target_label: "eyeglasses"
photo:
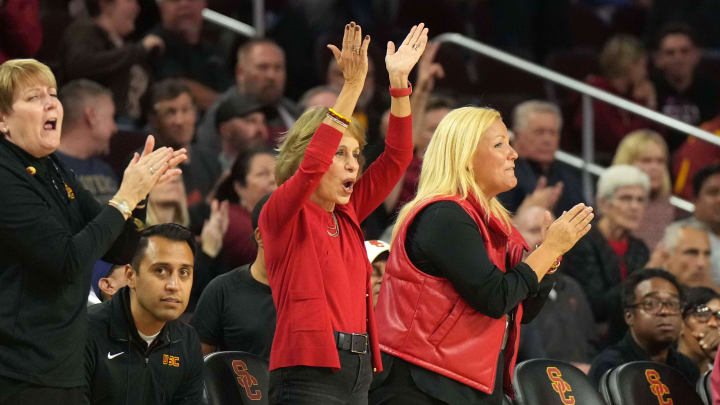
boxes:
[627,298,682,315]
[688,305,720,323]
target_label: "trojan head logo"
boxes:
[546,367,576,404]
[645,369,672,405]
[232,360,262,400]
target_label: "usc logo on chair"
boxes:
[546,367,575,404]
[645,369,673,405]
[232,360,262,400]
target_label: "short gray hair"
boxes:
[59,79,112,129]
[596,164,650,201]
[663,221,709,252]
[512,100,562,133]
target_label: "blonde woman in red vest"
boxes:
[371,107,594,404]
[259,22,428,404]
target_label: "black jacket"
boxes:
[0,138,143,387]
[85,287,203,405]
[588,331,700,388]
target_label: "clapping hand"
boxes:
[542,203,594,256]
[200,199,230,258]
[416,41,444,93]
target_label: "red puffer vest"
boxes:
[375,195,528,396]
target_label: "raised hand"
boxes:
[327,22,371,87]
[520,176,564,211]
[201,199,230,258]
[416,41,444,93]
[542,203,594,256]
[386,23,429,83]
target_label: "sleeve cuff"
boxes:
[386,114,413,151]
[514,262,540,295]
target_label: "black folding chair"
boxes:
[512,359,605,405]
[204,351,269,405]
[600,361,703,405]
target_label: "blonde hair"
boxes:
[600,35,646,79]
[0,59,57,114]
[612,129,671,197]
[392,106,510,241]
[275,107,366,185]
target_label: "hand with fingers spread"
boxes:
[518,176,564,211]
[326,21,371,88]
[201,199,230,258]
[542,203,595,256]
[112,135,188,213]
[386,22,430,87]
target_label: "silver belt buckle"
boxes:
[350,333,368,354]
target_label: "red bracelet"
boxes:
[389,82,413,98]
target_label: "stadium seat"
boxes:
[503,394,513,405]
[512,359,605,405]
[698,369,712,405]
[204,351,269,405]
[601,361,703,405]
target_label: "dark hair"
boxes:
[622,268,684,309]
[425,94,456,112]
[215,147,275,204]
[129,223,197,272]
[682,286,720,318]
[85,0,104,17]
[59,79,112,128]
[693,164,720,199]
[149,79,193,112]
[654,22,699,50]
[236,38,283,66]
[251,192,271,230]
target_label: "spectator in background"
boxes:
[0,0,42,63]
[651,24,719,139]
[84,224,204,404]
[55,79,119,203]
[611,129,674,249]
[192,193,276,360]
[675,165,720,286]
[588,269,699,387]
[298,85,340,110]
[59,0,164,126]
[499,99,585,218]
[91,262,127,303]
[648,222,714,291]
[562,165,650,349]
[678,287,720,375]
[215,93,270,171]
[214,147,276,269]
[672,115,720,201]
[364,240,389,307]
[148,79,222,206]
[514,205,597,374]
[578,35,656,163]
[197,39,297,150]
[151,0,232,111]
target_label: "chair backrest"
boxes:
[204,351,269,405]
[513,359,606,405]
[697,369,712,405]
[599,368,613,405]
[605,361,703,405]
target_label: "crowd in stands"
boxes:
[2,0,720,403]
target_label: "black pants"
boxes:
[0,375,85,405]
[270,349,373,405]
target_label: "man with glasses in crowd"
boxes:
[588,268,700,387]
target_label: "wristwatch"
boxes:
[109,199,132,218]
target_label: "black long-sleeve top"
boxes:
[0,138,145,387]
[381,201,555,404]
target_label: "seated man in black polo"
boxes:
[589,268,699,387]
[192,193,276,360]
[84,224,203,404]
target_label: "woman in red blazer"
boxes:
[258,22,428,404]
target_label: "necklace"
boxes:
[327,212,340,237]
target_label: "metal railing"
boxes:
[200,9,711,212]
[433,33,720,212]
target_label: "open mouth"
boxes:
[342,179,355,194]
[44,119,57,130]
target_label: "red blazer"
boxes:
[375,195,528,395]
[259,115,413,372]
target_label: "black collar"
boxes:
[109,287,182,348]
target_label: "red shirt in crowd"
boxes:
[259,115,413,372]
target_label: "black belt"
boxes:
[334,331,368,354]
